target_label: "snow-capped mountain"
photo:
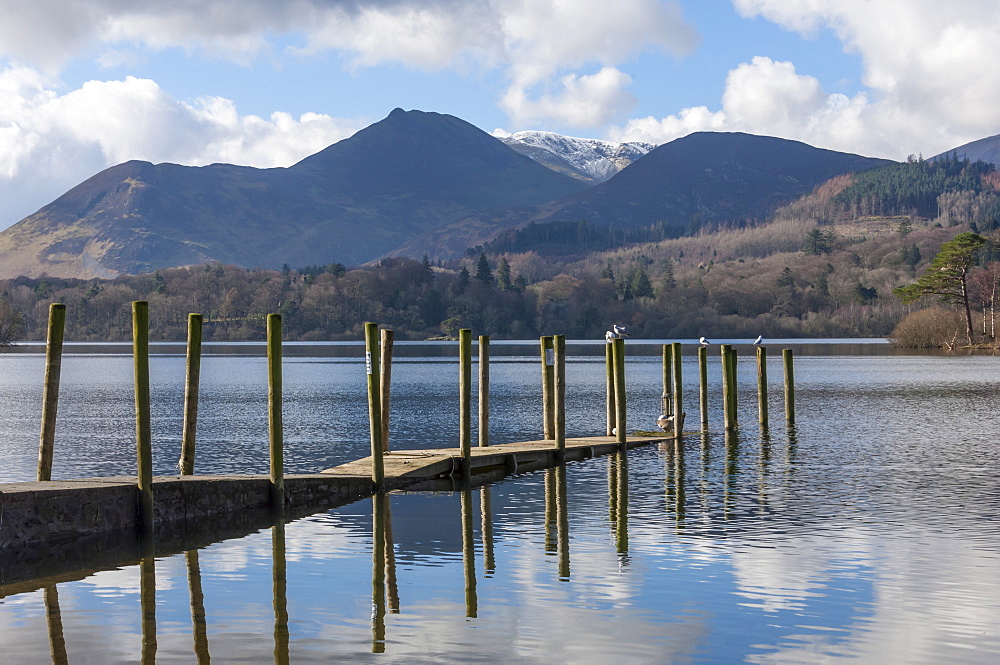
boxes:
[498,131,656,183]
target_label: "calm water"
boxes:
[2,340,999,663]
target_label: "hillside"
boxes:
[0,109,587,279]
[933,133,1000,166]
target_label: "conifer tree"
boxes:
[894,231,986,345]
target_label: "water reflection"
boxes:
[370,494,386,654]
[140,556,156,665]
[44,586,68,665]
[185,551,210,664]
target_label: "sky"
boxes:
[1,0,1000,231]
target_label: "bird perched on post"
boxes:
[753,335,763,345]
[613,324,629,338]
[605,330,617,342]
[699,336,710,346]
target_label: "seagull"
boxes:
[753,335,763,346]
[699,336,710,346]
[613,324,629,338]
[605,330,617,342]
[656,414,675,432]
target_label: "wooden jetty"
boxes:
[322,434,669,482]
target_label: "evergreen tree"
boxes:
[631,264,655,299]
[474,253,493,282]
[496,256,512,290]
[894,231,987,345]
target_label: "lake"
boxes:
[1,339,999,663]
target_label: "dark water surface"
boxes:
[1,340,999,663]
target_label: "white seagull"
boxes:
[613,324,629,338]
[753,335,763,345]
[605,330,617,342]
[699,336,710,346]
[656,414,675,432]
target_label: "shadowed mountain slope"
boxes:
[0,109,587,278]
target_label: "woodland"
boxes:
[2,156,1000,347]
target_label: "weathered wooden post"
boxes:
[459,329,473,466]
[267,314,284,510]
[783,348,796,425]
[698,345,708,429]
[727,346,738,426]
[605,341,615,436]
[757,345,769,427]
[721,344,734,431]
[554,334,566,453]
[364,322,384,487]
[478,335,490,447]
[37,303,66,482]
[540,335,555,439]
[613,337,627,445]
[661,344,672,416]
[671,342,683,436]
[379,328,394,452]
[179,313,203,476]
[132,301,154,531]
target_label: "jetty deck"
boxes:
[322,434,670,481]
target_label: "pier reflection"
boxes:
[724,429,739,519]
[662,438,686,525]
[480,486,496,577]
[544,467,570,579]
[608,452,629,560]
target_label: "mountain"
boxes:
[518,131,893,233]
[0,109,587,279]
[498,131,655,183]
[932,133,1000,166]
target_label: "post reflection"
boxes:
[724,429,739,519]
[461,486,478,618]
[140,556,156,665]
[44,585,68,665]
[544,468,557,554]
[371,493,387,654]
[383,494,399,614]
[610,452,629,561]
[663,439,686,525]
[480,486,496,576]
[272,520,289,665]
[555,465,570,580]
[185,550,211,664]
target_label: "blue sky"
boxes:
[1,0,998,231]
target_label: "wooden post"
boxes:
[698,345,708,429]
[37,303,66,482]
[605,341,615,436]
[267,314,284,510]
[179,313,203,476]
[613,337,627,445]
[671,342,683,436]
[459,329,472,465]
[783,348,796,425]
[478,335,490,447]
[380,329,394,452]
[728,346,738,426]
[757,346,769,427]
[364,322,384,487]
[132,301,154,531]
[540,336,555,439]
[661,344,672,416]
[554,334,566,452]
[721,344,734,431]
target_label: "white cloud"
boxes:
[501,67,637,128]
[0,67,361,227]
